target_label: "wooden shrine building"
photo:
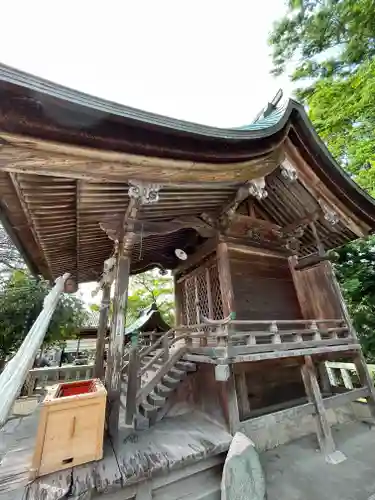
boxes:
[2,63,375,494]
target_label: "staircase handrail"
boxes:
[136,345,187,405]
[139,328,175,361]
[0,273,69,427]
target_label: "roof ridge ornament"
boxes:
[128,180,161,204]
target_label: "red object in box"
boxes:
[57,380,95,397]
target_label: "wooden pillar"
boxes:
[125,344,140,426]
[301,356,345,462]
[174,275,183,326]
[105,240,131,439]
[216,365,240,434]
[317,362,333,396]
[236,369,250,420]
[94,283,111,380]
[216,242,235,317]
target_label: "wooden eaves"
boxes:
[0,63,374,284]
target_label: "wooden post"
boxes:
[216,242,235,317]
[300,356,345,462]
[105,240,131,438]
[217,367,240,434]
[217,242,235,354]
[236,370,250,420]
[94,283,111,380]
[318,362,333,396]
[174,275,183,326]
[206,267,214,320]
[125,345,140,426]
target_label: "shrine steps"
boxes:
[121,354,196,429]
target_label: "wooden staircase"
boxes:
[120,331,196,429]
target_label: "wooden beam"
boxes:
[293,253,330,271]
[94,282,111,380]
[228,344,360,363]
[323,387,369,410]
[0,134,284,183]
[301,356,337,459]
[227,240,288,259]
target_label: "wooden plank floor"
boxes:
[0,403,232,500]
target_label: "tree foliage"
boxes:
[90,270,175,328]
[270,0,375,81]
[0,270,87,366]
[307,59,375,185]
[0,224,24,282]
[126,271,175,326]
[331,238,375,361]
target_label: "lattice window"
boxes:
[209,261,224,320]
[180,258,224,326]
[183,275,196,325]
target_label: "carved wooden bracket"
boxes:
[321,202,339,225]
[128,180,162,204]
[248,177,268,200]
[100,215,217,242]
[280,159,298,182]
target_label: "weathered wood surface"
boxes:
[217,242,235,317]
[0,274,69,427]
[115,411,232,487]
[94,283,111,380]
[0,134,283,183]
[301,356,336,458]
[0,405,231,499]
[289,257,343,321]
[105,240,131,439]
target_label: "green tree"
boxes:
[269,0,375,81]
[307,59,375,185]
[0,224,24,283]
[126,271,175,326]
[331,237,375,361]
[0,270,87,369]
[269,0,375,184]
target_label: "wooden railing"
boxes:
[120,318,357,425]
[326,361,375,391]
[0,273,70,427]
[23,364,94,397]
[122,329,186,425]
[174,317,355,357]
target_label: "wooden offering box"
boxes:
[32,378,106,478]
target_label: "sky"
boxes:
[1,0,292,304]
[1,0,292,127]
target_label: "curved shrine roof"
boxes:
[0,64,374,282]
